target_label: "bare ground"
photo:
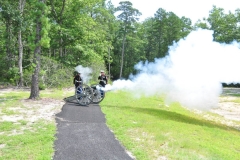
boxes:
[0,88,67,134]
[197,88,240,130]
[213,88,240,121]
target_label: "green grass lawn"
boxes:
[100,91,240,160]
[0,88,73,160]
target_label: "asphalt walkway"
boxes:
[53,100,134,160]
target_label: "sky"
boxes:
[111,0,240,23]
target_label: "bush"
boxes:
[39,83,46,90]
[222,83,240,88]
[40,56,73,89]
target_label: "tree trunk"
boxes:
[18,0,25,87]
[59,30,63,57]
[29,26,41,99]
[6,20,13,68]
[18,30,23,87]
[108,47,111,79]
[29,0,44,99]
[119,34,126,78]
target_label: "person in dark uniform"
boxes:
[98,70,108,87]
[73,71,82,88]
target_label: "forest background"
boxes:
[1,0,240,98]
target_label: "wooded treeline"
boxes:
[0,0,240,98]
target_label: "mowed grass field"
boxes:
[0,88,240,160]
[100,90,240,160]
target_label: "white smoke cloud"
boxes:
[106,29,240,110]
[75,65,92,83]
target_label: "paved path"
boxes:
[53,101,134,160]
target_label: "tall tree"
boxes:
[207,6,238,43]
[153,8,168,58]
[29,0,50,99]
[116,1,141,78]
[142,18,156,61]
[18,0,26,87]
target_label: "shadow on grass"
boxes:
[103,104,239,132]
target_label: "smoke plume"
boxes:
[106,29,240,110]
[75,65,92,83]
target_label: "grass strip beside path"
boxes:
[100,91,240,160]
[0,88,73,160]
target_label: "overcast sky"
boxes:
[111,0,240,23]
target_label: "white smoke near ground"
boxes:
[105,29,240,110]
[75,65,92,83]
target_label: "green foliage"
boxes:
[40,16,51,48]
[196,6,240,43]
[111,6,192,79]
[39,82,46,90]
[23,68,33,87]
[194,19,209,30]
[150,8,192,58]
[1,0,240,87]
[39,56,72,89]
[7,67,20,84]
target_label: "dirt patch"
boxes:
[213,88,240,121]
[1,98,65,136]
[205,88,240,130]
[186,88,240,130]
[0,88,67,130]
[0,98,64,123]
[211,101,240,121]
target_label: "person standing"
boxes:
[73,71,82,88]
[98,70,108,87]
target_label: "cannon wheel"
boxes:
[75,84,93,106]
[91,84,105,104]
